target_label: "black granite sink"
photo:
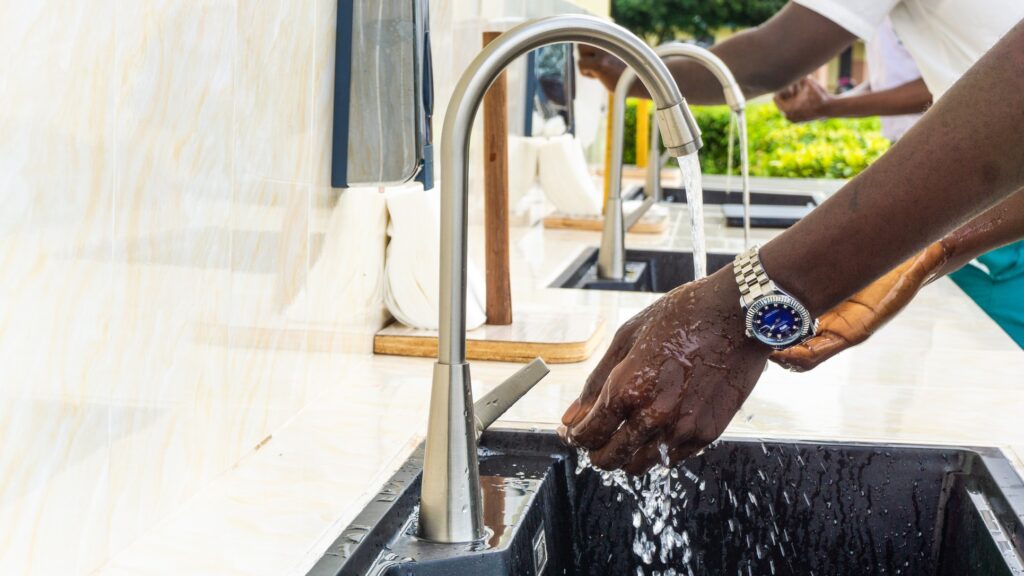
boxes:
[647,186,818,207]
[625,185,819,228]
[308,430,1024,576]
[551,248,738,293]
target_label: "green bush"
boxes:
[623,99,891,179]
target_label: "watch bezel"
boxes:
[744,294,814,349]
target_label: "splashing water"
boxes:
[676,154,707,280]
[576,446,703,571]
[574,441,809,574]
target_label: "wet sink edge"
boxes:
[307,430,1024,576]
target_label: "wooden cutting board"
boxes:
[374,310,605,364]
[543,211,668,234]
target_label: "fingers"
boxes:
[775,78,806,100]
[575,45,626,92]
[622,440,668,475]
[588,412,662,471]
[576,44,607,77]
[770,330,850,371]
[561,322,638,427]
[561,399,584,428]
[621,412,699,474]
[622,428,687,475]
[567,360,638,449]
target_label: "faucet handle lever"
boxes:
[474,358,550,439]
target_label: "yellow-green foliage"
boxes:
[625,100,891,179]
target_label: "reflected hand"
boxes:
[773,77,833,123]
[561,268,769,475]
[771,242,949,372]
[577,45,627,93]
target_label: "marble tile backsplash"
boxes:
[0,1,603,573]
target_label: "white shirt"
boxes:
[794,0,1024,98]
[867,19,922,141]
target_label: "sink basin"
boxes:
[308,429,1024,576]
[650,186,819,207]
[551,247,738,293]
[625,185,819,228]
[721,203,816,229]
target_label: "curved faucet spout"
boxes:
[420,15,702,544]
[600,41,746,280]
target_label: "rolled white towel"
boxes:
[384,185,487,330]
[537,134,602,217]
[539,115,567,138]
[508,135,540,209]
[284,186,388,325]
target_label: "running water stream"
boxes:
[725,112,736,195]
[736,110,752,247]
[577,446,701,573]
[576,146,709,563]
[724,110,752,247]
[676,153,707,280]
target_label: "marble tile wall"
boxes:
[0,1,604,573]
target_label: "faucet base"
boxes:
[419,362,485,543]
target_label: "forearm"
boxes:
[934,189,1024,278]
[629,3,855,103]
[824,78,932,118]
[759,20,1024,316]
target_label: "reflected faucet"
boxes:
[599,42,745,280]
[420,15,702,544]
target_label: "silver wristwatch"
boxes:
[733,246,817,350]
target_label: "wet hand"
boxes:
[561,268,769,475]
[773,77,832,123]
[577,45,628,93]
[771,242,949,372]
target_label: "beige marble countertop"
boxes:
[95,202,1024,575]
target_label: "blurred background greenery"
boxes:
[610,0,887,179]
[622,101,891,179]
[612,0,787,44]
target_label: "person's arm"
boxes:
[761,18,1024,317]
[772,189,1024,371]
[579,3,857,103]
[774,76,932,123]
[939,189,1024,275]
[563,20,1024,474]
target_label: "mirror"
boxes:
[524,44,575,137]
[332,0,432,187]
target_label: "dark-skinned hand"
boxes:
[773,77,833,123]
[771,241,949,372]
[577,44,627,93]
[561,267,770,474]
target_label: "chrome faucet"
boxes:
[599,42,745,280]
[419,15,702,544]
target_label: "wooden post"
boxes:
[482,31,513,325]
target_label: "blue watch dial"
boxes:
[748,299,809,347]
[756,304,800,336]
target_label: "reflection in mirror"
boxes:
[524,44,575,137]
[332,0,431,187]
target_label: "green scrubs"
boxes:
[948,240,1024,348]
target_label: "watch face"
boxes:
[746,295,811,348]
